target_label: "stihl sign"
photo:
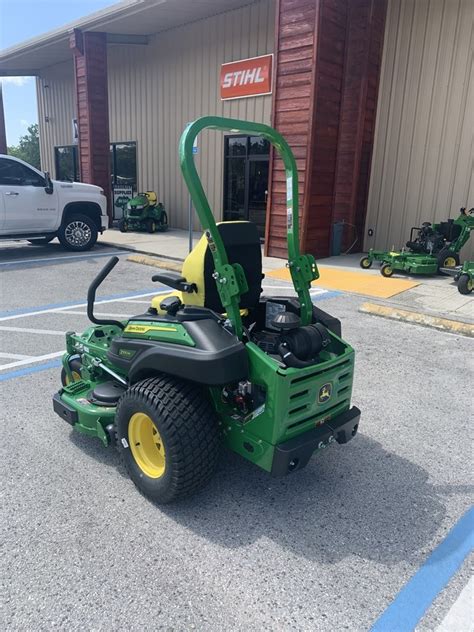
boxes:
[220,54,273,100]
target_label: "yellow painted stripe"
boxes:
[124,324,178,334]
[359,302,474,337]
[127,254,183,272]
[266,266,419,298]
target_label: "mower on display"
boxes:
[441,260,474,295]
[53,117,360,503]
[360,207,474,278]
[118,191,168,233]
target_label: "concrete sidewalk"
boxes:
[99,229,473,329]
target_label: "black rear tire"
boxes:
[458,274,473,295]
[58,213,98,251]
[118,219,128,233]
[116,376,221,503]
[158,210,168,232]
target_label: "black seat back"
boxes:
[203,222,262,313]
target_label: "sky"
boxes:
[0,0,118,145]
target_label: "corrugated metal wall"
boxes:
[107,0,274,228]
[37,0,274,229]
[365,0,474,259]
[37,61,75,175]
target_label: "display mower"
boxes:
[53,117,360,503]
[441,260,474,295]
[360,208,474,277]
[118,191,168,234]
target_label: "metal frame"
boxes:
[179,116,319,338]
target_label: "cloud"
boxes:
[1,76,33,87]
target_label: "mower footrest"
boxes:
[271,406,361,477]
[53,393,78,426]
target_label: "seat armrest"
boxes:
[152,271,197,293]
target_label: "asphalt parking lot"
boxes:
[0,240,472,631]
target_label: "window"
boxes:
[55,146,79,182]
[0,157,45,187]
[110,142,137,188]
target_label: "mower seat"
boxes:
[151,221,262,315]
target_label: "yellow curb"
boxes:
[359,302,474,337]
[127,254,182,272]
[267,266,419,298]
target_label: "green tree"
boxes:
[7,123,41,169]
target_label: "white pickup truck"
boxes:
[0,154,108,251]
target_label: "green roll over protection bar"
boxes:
[179,117,319,339]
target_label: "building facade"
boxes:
[1,0,472,259]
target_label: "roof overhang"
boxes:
[0,0,255,76]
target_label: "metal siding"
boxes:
[107,0,275,229]
[37,61,76,177]
[365,0,474,259]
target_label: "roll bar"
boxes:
[179,116,318,338]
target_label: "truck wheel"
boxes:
[359,256,372,269]
[58,213,98,251]
[27,236,54,245]
[381,263,394,277]
[116,376,221,503]
[458,274,473,295]
[118,219,128,233]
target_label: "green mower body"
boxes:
[119,191,168,234]
[53,117,359,502]
[360,208,474,277]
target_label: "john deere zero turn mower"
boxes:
[53,117,360,503]
[360,207,474,277]
[119,191,168,233]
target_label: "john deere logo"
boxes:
[318,383,332,404]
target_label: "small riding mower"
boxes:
[118,191,168,233]
[440,260,474,295]
[53,117,360,503]
[360,207,474,277]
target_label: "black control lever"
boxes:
[87,256,124,329]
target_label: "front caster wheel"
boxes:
[60,357,83,386]
[359,256,372,269]
[381,263,394,278]
[116,376,221,503]
[458,274,473,295]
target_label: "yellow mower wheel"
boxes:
[359,256,372,269]
[128,412,166,479]
[61,358,82,386]
[381,263,394,278]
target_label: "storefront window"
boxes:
[110,141,137,187]
[54,146,79,182]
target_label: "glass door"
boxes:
[223,135,269,239]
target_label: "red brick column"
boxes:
[70,29,111,216]
[267,0,387,258]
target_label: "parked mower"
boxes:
[441,260,474,295]
[119,191,168,233]
[53,117,360,503]
[360,207,474,277]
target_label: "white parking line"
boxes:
[0,351,34,360]
[121,299,155,304]
[0,326,65,336]
[0,250,125,266]
[0,290,167,322]
[437,577,473,632]
[0,351,64,371]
